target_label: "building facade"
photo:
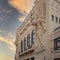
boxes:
[15,0,60,60]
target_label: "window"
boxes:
[21,40,23,52]
[51,15,54,21]
[24,38,27,51]
[55,17,58,22]
[27,34,31,49]
[31,30,35,44]
[31,57,34,60]
[54,37,60,51]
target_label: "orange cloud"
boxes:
[8,0,35,22]
[0,30,15,40]
[0,36,15,52]
[8,0,34,13]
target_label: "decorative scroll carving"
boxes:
[31,0,46,51]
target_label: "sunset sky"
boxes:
[0,0,34,60]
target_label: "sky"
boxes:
[0,0,34,60]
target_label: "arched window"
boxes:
[27,34,30,49]
[31,30,35,44]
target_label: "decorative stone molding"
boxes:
[30,0,46,52]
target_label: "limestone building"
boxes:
[15,0,60,60]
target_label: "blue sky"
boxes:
[0,0,34,60]
[0,0,23,36]
[0,0,22,60]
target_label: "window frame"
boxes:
[54,37,60,51]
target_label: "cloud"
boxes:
[2,9,12,14]
[0,30,3,33]
[0,36,15,52]
[8,0,34,13]
[0,17,4,21]
[7,32,14,39]
[0,29,15,54]
[8,0,34,22]
[8,0,35,22]
[18,16,26,22]
[0,29,15,40]
[0,29,6,33]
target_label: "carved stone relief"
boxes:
[31,0,46,52]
